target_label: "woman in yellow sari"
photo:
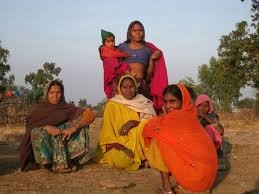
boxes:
[97,75,156,170]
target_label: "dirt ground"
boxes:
[0,113,259,194]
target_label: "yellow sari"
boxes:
[97,75,156,170]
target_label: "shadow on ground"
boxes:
[243,180,259,194]
[212,137,232,189]
[0,134,23,175]
[0,142,19,175]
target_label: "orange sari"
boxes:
[143,84,217,192]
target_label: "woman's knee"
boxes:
[31,127,50,141]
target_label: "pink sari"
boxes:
[146,42,168,113]
[195,94,223,150]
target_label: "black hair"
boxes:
[125,20,145,43]
[163,84,182,102]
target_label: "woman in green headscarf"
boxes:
[97,75,156,170]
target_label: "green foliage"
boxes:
[0,42,10,81]
[198,58,216,98]
[93,98,107,117]
[198,57,242,111]
[0,42,15,90]
[241,0,259,30]
[78,99,87,107]
[78,98,92,109]
[234,98,256,109]
[25,62,61,102]
[178,76,201,95]
[240,0,259,113]
[197,19,258,112]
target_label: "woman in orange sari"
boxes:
[143,84,217,193]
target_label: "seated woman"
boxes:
[19,80,95,172]
[195,94,224,150]
[118,20,168,113]
[143,84,218,194]
[195,94,226,171]
[97,75,156,170]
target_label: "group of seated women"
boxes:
[19,76,220,194]
[19,20,223,194]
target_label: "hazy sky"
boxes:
[0,0,253,104]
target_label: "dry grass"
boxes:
[1,112,259,193]
[0,109,258,142]
[0,125,25,143]
[219,109,259,130]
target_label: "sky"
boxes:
[0,0,254,105]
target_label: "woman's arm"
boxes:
[62,109,95,140]
[213,121,224,135]
[199,112,224,135]
[146,50,162,80]
[119,120,140,136]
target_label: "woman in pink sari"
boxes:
[195,94,224,151]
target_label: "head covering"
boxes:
[110,75,156,119]
[101,29,115,44]
[42,79,65,103]
[195,94,214,113]
[173,84,193,111]
[117,75,138,96]
[143,85,217,192]
[19,80,84,171]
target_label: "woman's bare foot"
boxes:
[156,186,174,194]
[52,164,74,173]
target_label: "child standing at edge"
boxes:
[99,29,130,98]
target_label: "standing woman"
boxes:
[118,20,168,113]
[143,84,218,193]
[19,80,95,172]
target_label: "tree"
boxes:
[78,98,92,109]
[196,2,258,112]
[178,76,202,95]
[198,57,242,111]
[241,0,259,30]
[93,98,107,117]
[0,42,15,90]
[25,62,61,102]
[241,1,259,112]
[197,57,216,98]
[0,42,10,82]
[234,98,256,109]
